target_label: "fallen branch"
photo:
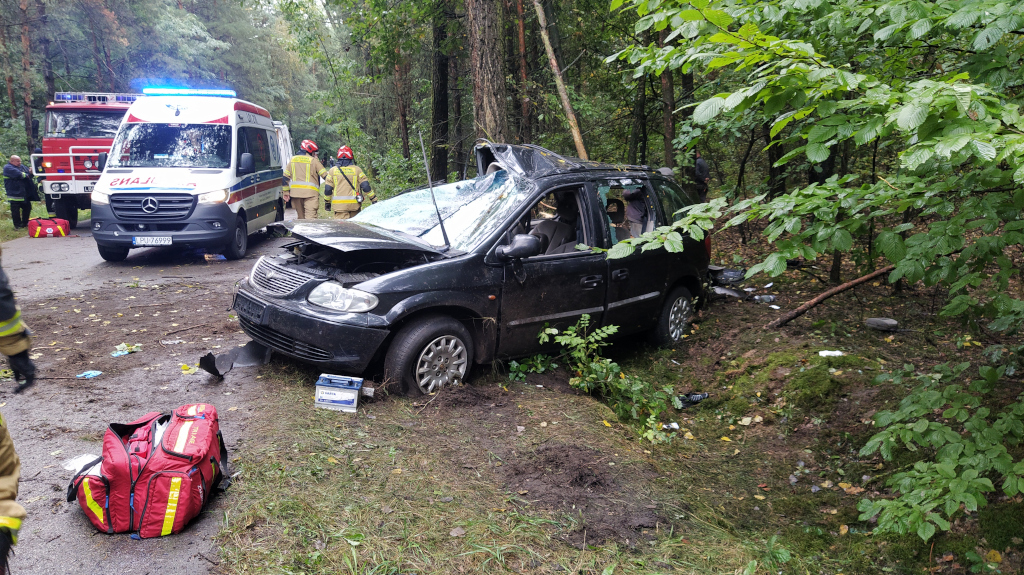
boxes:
[765,265,895,330]
[163,323,210,336]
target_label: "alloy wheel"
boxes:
[668,296,693,341]
[415,335,468,394]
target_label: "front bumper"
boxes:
[232,280,389,373]
[91,201,235,249]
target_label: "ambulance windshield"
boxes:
[107,124,232,168]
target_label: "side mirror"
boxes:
[238,153,255,176]
[97,152,107,171]
[496,234,543,261]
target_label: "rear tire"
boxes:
[384,315,473,396]
[223,214,248,260]
[97,245,129,262]
[55,197,78,229]
[650,287,694,347]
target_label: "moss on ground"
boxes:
[979,501,1024,551]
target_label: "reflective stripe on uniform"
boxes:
[81,479,105,527]
[0,310,24,337]
[161,477,182,536]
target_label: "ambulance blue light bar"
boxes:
[54,92,140,103]
[142,88,237,97]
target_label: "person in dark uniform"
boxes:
[694,149,710,203]
[0,246,34,393]
[2,157,33,229]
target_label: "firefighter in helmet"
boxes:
[324,146,376,220]
[282,140,328,220]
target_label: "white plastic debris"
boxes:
[764,282,774,288]
[818,350,845,357]
[62,453,100,472]
[769,305,781,310]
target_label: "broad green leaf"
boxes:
[874,24,899,41]
[897,104,928,131]
[607,242,635,259]
[704,9,734,29]
[909,18,932,39]
[806,142,831,163]
[833,229,853,251]
[917,521,936,542]
[678,9,705,21]
[694,97,727,124]
[971,140,997,161]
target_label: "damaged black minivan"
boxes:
[233,142,709,395]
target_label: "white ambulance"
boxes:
[91,88,286,262]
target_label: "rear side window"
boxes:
[266,130,281,169]
[597,178,659,245]
[651,178,696,222]
[236,127,271,171]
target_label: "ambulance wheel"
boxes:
[223,214,248,260]
[274,198,284,222]
[384,315,473,396]
[55,198,78,229]
[97,245,129,262]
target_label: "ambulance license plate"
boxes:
[132,236,172,246]
[234,293,267,325]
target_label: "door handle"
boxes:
[611,268,629,281]
[580,275,603,289]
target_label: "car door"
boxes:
[599,177,673,335]
[496,183,608,358]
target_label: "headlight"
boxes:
[59,183,70,191]
[43,161,52,168]
[92,190,110,205]
[50,183,61,192]
[83,160,93,169]
[198,189,229,204]
[307,282,378,312]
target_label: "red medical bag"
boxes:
[27,218,70,238]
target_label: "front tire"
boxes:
[384,315,473,396]
[97,245,129,262]
[650,287,694,347]
[223,214,248,260]
[55,197,79,229]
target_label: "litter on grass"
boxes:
[160,339,185,345]
[62,453,100,473]
[818,350,845,357]
[865,317,899,331]
[769,304,781,310]
[199,340,272,377]
[76,370,102,379]
[678,392,709,408]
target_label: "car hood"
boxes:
[276,219,446,256]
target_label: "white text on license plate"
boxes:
[133,236,172,246]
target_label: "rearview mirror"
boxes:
[97,152,107,171]
[496,234,543,261]
[238,153,254,176]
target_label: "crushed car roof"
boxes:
[476,141,656,179]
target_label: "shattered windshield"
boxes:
[353,171,534,251]
[107,123,232,168]
[45,110,126,139]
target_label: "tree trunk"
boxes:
[764,121,786,198]
[450,55,466,178]
[395,48,411,160]
[88,22,107,93]
[19,0,34,151]
[533,0,587,160]
[515,0,530,142]
[540,0,564,80]
[0,24,18,120]
[34,0,54,98]
[430,2,450,181]
[658,30,675,169]
[467,0,508,142]
[627,75,646,165]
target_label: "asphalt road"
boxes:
[0,213,297,574]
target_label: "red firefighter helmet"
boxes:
[337,145,354,160]
[300,140,318,154]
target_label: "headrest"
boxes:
[605,198,625,224]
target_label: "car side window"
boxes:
[235,127,248,167]
[266,130,281,169]
[505,187,593,257]
[651,178,696,222]
[244,127,271,171]
[597,179,659,244]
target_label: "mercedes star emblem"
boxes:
[141,197,159,214]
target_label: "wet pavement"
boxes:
[1,213,297,574]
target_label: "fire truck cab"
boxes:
[31,92,139,229]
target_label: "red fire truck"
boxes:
[30,92,140,228]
